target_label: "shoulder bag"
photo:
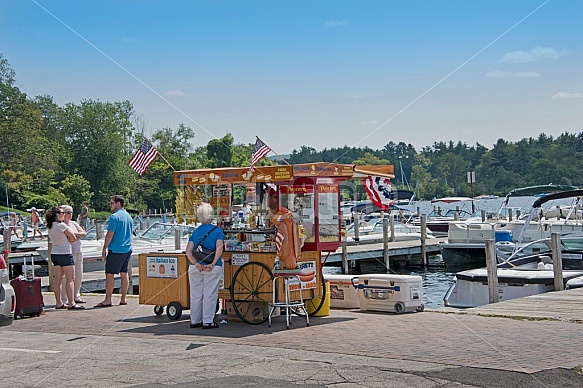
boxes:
[192,226,219,264]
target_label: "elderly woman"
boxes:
[186,203,223,329]
[45,206,84,310]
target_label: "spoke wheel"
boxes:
[230,262,273,325]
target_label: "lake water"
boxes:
[327,195,580,309]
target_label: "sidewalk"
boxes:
[1,293,581,387]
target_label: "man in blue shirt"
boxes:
[95,195,133,307]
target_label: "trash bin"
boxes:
[307,280,330,316]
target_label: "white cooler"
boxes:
[324,274,360,309]
[356,274,424,314]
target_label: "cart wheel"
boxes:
[416,303,425,313]
[166,301,182,320]
[395,302,405,314]
[154,305,164,316]
[230,262,273,325]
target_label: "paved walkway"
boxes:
[4,293,583,375]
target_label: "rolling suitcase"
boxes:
[11,254,44,319]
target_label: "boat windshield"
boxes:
[139,222,195,242]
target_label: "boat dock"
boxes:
[448,286,583,323]
[325,237,447,267]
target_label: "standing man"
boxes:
[78,202,89,230]
[30,207,43,239]
[95,195,133,307]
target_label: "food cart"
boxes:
[140,162,394,324]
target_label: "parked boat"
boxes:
[439,187,583,268]
[36,222,195,272]
[443,234,583,308]
[411,197,474,237]
[345,218,434,245]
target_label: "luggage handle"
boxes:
[22,253,35,279]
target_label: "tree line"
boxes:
[2,53,582,214]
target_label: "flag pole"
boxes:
[141,137,176,171]
[256,136,291,166]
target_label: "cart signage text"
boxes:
[146,256,178,278]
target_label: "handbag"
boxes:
[192,226,219,264]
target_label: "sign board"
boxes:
[231,253,250,266]
[146,256,179,278]
[287,260,317,291]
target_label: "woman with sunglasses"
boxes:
[46,206,85,310]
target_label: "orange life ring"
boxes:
[271,207,300,269]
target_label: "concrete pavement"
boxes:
[0,293,581,387]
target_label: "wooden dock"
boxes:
[325,237,447,264]
[440,287,583,323]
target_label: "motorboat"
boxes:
[345,218,434,245]
[439,187,583,269]
[36,222,195,272]
[443,234,583,308]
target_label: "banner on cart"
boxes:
[288,260,317,291]
[146,256,179,278]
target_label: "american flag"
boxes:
[363,175,392,210]
[249,138,271,172]
[128,140,158,175]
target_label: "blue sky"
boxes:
[1,1,582,154]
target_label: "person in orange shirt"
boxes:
[30,207,43,239]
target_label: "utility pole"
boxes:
[467,171,475,213]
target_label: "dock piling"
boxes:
[551,232,564,291]
[485,239,499,304]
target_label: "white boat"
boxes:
[412,197,475,237]
[345,218,434,244]
[443,234,583,308]
[439,187,583,268]
[36,222,195,272]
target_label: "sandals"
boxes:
[75,299,86,304]
[202,322,219,329]
[55,304,67,310]
[190,322,202,328]
[68,304,85,310]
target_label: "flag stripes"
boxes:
[129,140,158,175]
[249,138,271,172]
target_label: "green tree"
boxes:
[206,133,234,168]
[61,174,93,212]
[59,99,134,210]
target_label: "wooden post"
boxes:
[96,223,103,240]
[389,215,395,242]
[353,212,360,242]
[454,206,460,221]
[341,235,348,275]
[508,209,513,221]
[421,215,427,269]
[481,210,486,222]
[485,239,499,304]
[383,215,390,273]
[127,258,133,295]
[551,232,564,291]
[174,228,181,250]
[48,237,54,292]
[416,206,420,217]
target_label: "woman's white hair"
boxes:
[61,205,73,213]
[197,202,215,223]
